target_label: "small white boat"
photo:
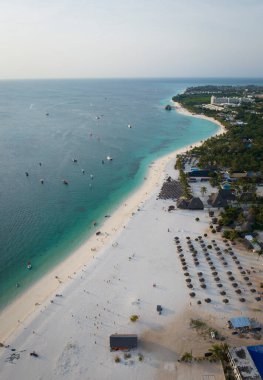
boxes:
[90,174,94,179]
[40,179,44,184]
[72,158,77,163]
[27,262,32,270]
[128,124,132,128]
[107,156,113,161]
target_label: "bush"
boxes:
[204,233,207,237]
[195,217,200,221]
[210,225,213,229]
[138,353,144,361]
[130,314,139,322]
[212,229,216,233]
[115,356,121,363]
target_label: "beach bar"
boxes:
[110,334,138,350]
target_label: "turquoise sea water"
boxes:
[0,78,262,309]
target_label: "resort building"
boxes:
[211,96,254,107]
[228,345,263,380]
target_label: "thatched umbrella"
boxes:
[210,266,216,271]
[217,251,222,255]
[194,261,200,266]
[197,300,202,304]
[182,265,188,271]
[197,272,203,277]
[247,282,252,286]
[189,292,196,297]
[215,247,220,251]
[201,243,205,248]
[220,291,226,296]
[217,283,223,288]
[195,238,198,242]
[178,248,183,253]
[179,253,184,258]
[214,277,220,282]
[250,288,256,293]
[187,284,193,289]
[231,241,236,245]
[201,284,206,289]
[239,298,246,302]
[186,236,191,240]
[237,266,243,270]
[211,239,216,243]
[204,253,209,257]
[226,243,230,247]
[199,278,205,283]
[235,260,240,265]
[224,249,228,253]
[205,298,211,303]
[232,256,237,260]
[227,271,232,275]
[212,271,218,276]
[235,289,242,294]
[174,236,180,240]
[232,283,238,288]
[229,251,234,256]
[208,262,214,267]
[223,262,228,266]
[192,253,197,257]
[255,297,261,301]
[186,278,191,283]
[229,276,235,281]
[244,276,249,281]
[223,239,227,243]
[223,298,229,303]
[184,272,190,277]
[241,270,246,275]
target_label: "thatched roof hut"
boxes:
[188,197,204,210]
[177,198,189,209]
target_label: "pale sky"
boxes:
[0,0,262,79]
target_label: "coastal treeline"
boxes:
[173,86,263,173]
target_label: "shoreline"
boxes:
[0,103,225,343]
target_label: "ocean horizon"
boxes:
[1,77,263,310]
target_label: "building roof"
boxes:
[218,189,236,200]
[177,198,189,209]
[188,197,204,210]
[208,193,228,208]
[229,346,262,380]
[230,317,251,329]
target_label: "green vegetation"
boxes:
[130,314,139,322]
[173,86,263,173]
[175,156,192,198]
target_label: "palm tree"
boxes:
[209,343,229,362]
[200,186,207,197]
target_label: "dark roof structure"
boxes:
[110,334,138,349]
[158,179,183,200]
[176,198,189,209]
[188,170,211,178]
[188,197,204,210]
[208,189,236,207]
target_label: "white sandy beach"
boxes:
[1,106,262,380]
